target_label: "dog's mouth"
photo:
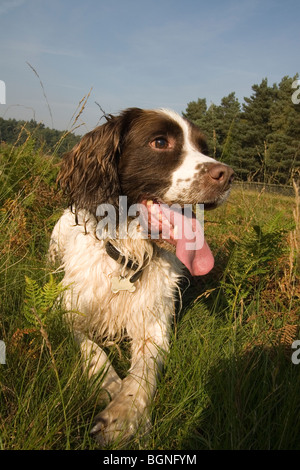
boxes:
[139,197,214,276]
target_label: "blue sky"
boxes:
[0,0,299,134]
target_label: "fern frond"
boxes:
[40,274,65,311]
[221,219,288,319]
[23,275,66,327]
[23,276,41,326]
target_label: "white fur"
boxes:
[49,208,184,445]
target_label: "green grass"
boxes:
[0,137,299,450]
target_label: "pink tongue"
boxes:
[160,205,214,276]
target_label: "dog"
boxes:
[49,107,234,445]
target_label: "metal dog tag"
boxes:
[111,276,136,294]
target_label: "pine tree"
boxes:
[183,98,207,123]
[183,93,241,166]
[267,74,300,184]
[183,75,300,185]
[239,78,277,182]
[210,92,241,166]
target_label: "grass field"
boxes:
[0,137,299,450]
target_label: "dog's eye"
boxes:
[150,137,170,150]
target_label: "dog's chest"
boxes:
[62,234,183,339]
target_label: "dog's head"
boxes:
[59,107,234,275]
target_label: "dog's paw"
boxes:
[90,394,151,447]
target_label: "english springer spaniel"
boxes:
[49,107,234,446]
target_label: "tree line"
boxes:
[0,117,80,156]
[183,74,300,185]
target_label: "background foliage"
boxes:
[184,74,300,184]
[0,117,80,157]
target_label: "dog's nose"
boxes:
[208,163,234,187]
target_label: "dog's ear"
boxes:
[58,115,123,213]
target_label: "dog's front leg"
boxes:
[76,333,123,403]
[91,331,169,446]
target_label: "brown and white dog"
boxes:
[49,107,234,445]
